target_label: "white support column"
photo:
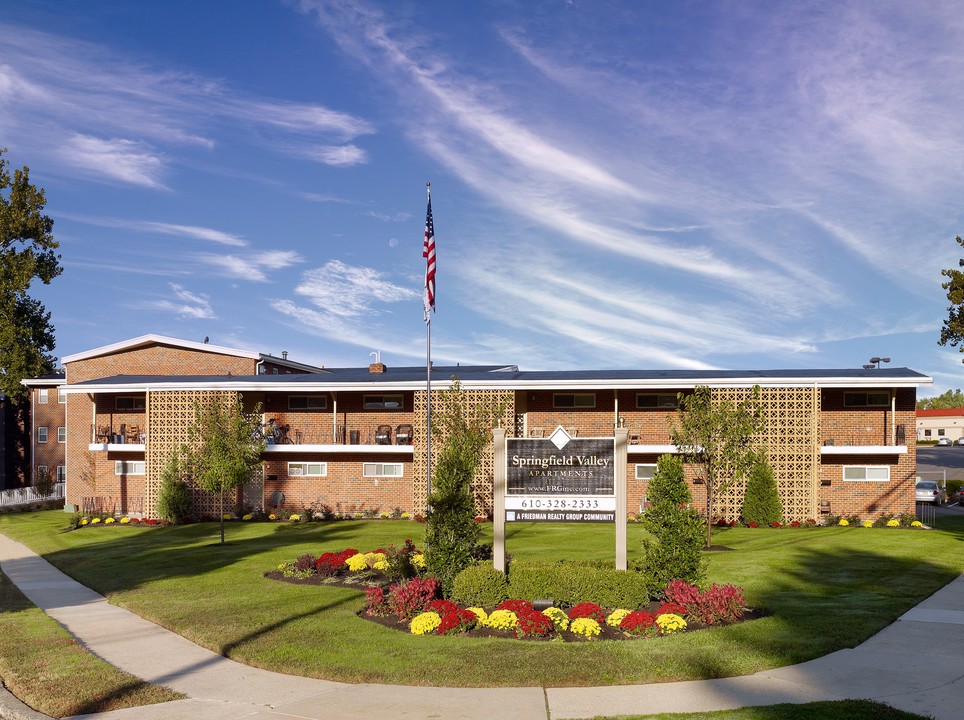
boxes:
[615,426,628,570]
[492,428,506,574]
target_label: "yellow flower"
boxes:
[346,553,369,572]
[91,517,101,524]
[886,519,900,527]
[79,518,89,526]
[484,609,518,631]
[838,519,849,526]
[606,609,631,627]
[242,514,253,521]
[412,553,426,568]
[401,512,410,518]
[120,517,130,524]
[466,607,488,624]
[570,617,601,638]
[268,513,277,520]
[410,612,441,635]
[289,514,300,521]
[656,613,687,634]
[911,520,923,527]
[105,517,115,524]
[863,520,873,528]
[543,606,569,631]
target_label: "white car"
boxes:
[936,437,951,446]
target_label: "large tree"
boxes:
[670,385,763,548]
[939,235,964,361]
[917,388,964,410]
[187,394,265,544]
[0,149,61,399]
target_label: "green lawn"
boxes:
[1,511,962,688]
[0,569,182,717]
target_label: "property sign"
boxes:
[505,429,615,522]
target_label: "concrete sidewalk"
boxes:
[1,531,963,720]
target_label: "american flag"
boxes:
[422,189,435,323]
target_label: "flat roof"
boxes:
[62,366,932,394]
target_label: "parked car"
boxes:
[936,437,951,446]
[915,480,946,504]
[955,437,964,446]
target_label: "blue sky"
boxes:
[3,1,963,395]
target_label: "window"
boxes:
[843,392,889,407]
[843,466,890,482]
[288,395,327,410]
[924,429,932,437]
[57,426,66,443]
[38,388,48,403]
[287,462,327,477]
[636,394,679,409]
[553,393,595,409]
[56,466,66,483]
[37,465,47,477]
[364,394,403,409]
[363,463,403,477]
[634,464,656,481]
[58,388,66,404]
[116,396,146,410]
[114,461,145,475]
[938,429,946,436]
[37,427,48,443]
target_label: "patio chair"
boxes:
[96,425,111,443]
[375,425,392,445]
[396,424,413,444]
[127,424,140,444]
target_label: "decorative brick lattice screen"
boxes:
[413,388,516,517]
[713,386,819,523]
[146,390,262,518]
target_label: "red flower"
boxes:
[620,610,657,635]
[515,609,554,638]
[145,518,157,526]
[747,521,758,528]
[790,520,801,528]
[656,602,687,616]
[770,521,782,528]
[427,599,460,616]
[497,599,534,614]
[437,608,477,635]
[568,602,605,623]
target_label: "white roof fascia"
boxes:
[62,334,261,365]
[21,377,66,387]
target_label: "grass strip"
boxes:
[1,511,962,688]
[0,570,183,718]
[594,698,931,719]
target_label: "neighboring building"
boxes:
[17,374,66,489]
[36,334,929,522]
[0,391,29,490]
[916,408,964,443]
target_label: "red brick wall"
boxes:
[264,454,413,514]
[31,388,66,482]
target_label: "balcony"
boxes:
[260,421,414,455]
[819,424,908,456]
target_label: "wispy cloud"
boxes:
[0,22,374,186]
[144,283,215,319]
[197,250,304,282]
[302,143,368,167]
[293,260,417,317]
[60,213,248,246]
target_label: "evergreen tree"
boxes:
[639,454,707,594]
[156,451,193,523]
[0,149,61,400]
[741,454,782,526]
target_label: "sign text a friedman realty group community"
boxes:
[505,436,616,522]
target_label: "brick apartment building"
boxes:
[23,334,930,522]
[19,374,67,489]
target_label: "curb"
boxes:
[0,683,53,720]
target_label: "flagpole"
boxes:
[423,182,433,513]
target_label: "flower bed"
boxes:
[266,549,756,642]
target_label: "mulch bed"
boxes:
[264,570,766,641]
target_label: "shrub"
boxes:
[437,608,478,635]
[34,466,55,498]
[384,539,421,583]
[293,554,316,575]
[156,452,193,523]
[451,563,509,608]
[569,617,601,639]
[664,580,745,624]
[365,587,387,616]
[410,612,441,635]
[387,576,440,620]
[508,560,649,609]
[742,454,782,526]
[639,455,707,594]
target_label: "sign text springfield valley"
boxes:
[506,438,615,496]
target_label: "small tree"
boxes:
[187,394,264,543]
[639,454,706,593]
[940,235,964,361]
[670,385,763,548]
[741,453,782,526]
[34,466,55,498]
[424,379,503,595]
[156,451,193,523]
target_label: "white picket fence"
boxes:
[0,482,65,508]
